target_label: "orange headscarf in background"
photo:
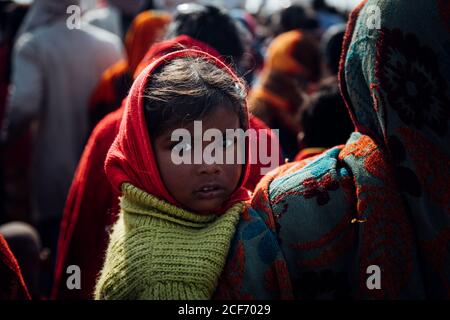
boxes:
[249,30,320,113]
[124,10,172,74]
[88,10,171,128]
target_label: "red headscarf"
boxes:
[105,49,251,213]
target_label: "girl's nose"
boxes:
[198,163,221,175]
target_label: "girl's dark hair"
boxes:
[143,56,247,138]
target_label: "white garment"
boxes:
[17,0,80,37]
[83,6,123,39]
[4,19,123,222]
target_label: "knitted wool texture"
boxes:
[95,183,243,300]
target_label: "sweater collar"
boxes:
[120,183,244,228]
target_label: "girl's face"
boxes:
[153,105,243,214]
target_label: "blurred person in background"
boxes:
[295,83,353,161]
[312,0,345,32]
[84,0,153,39]
[293,22,352,161]
[270,3,319,38]
[0,0,29,123]
[83,0,123,38]
[88,9,171,129]
[249,29,321,160]
[1,0,122,296]
[165,3,244,68]
[108,0,148,34]
[320,23,346,82]
[0,0,31,227]
[230,8,264,86]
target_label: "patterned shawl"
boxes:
[217,0,450,299]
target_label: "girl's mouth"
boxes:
[194,183,225,200]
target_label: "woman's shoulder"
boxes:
[252,146,347,209]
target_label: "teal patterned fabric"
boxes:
[215,0,450,299]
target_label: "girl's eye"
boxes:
[223,138,234,149]
[173,142,192,153]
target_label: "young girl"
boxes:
[94,49,251,300]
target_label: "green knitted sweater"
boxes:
[94,183,243,300]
